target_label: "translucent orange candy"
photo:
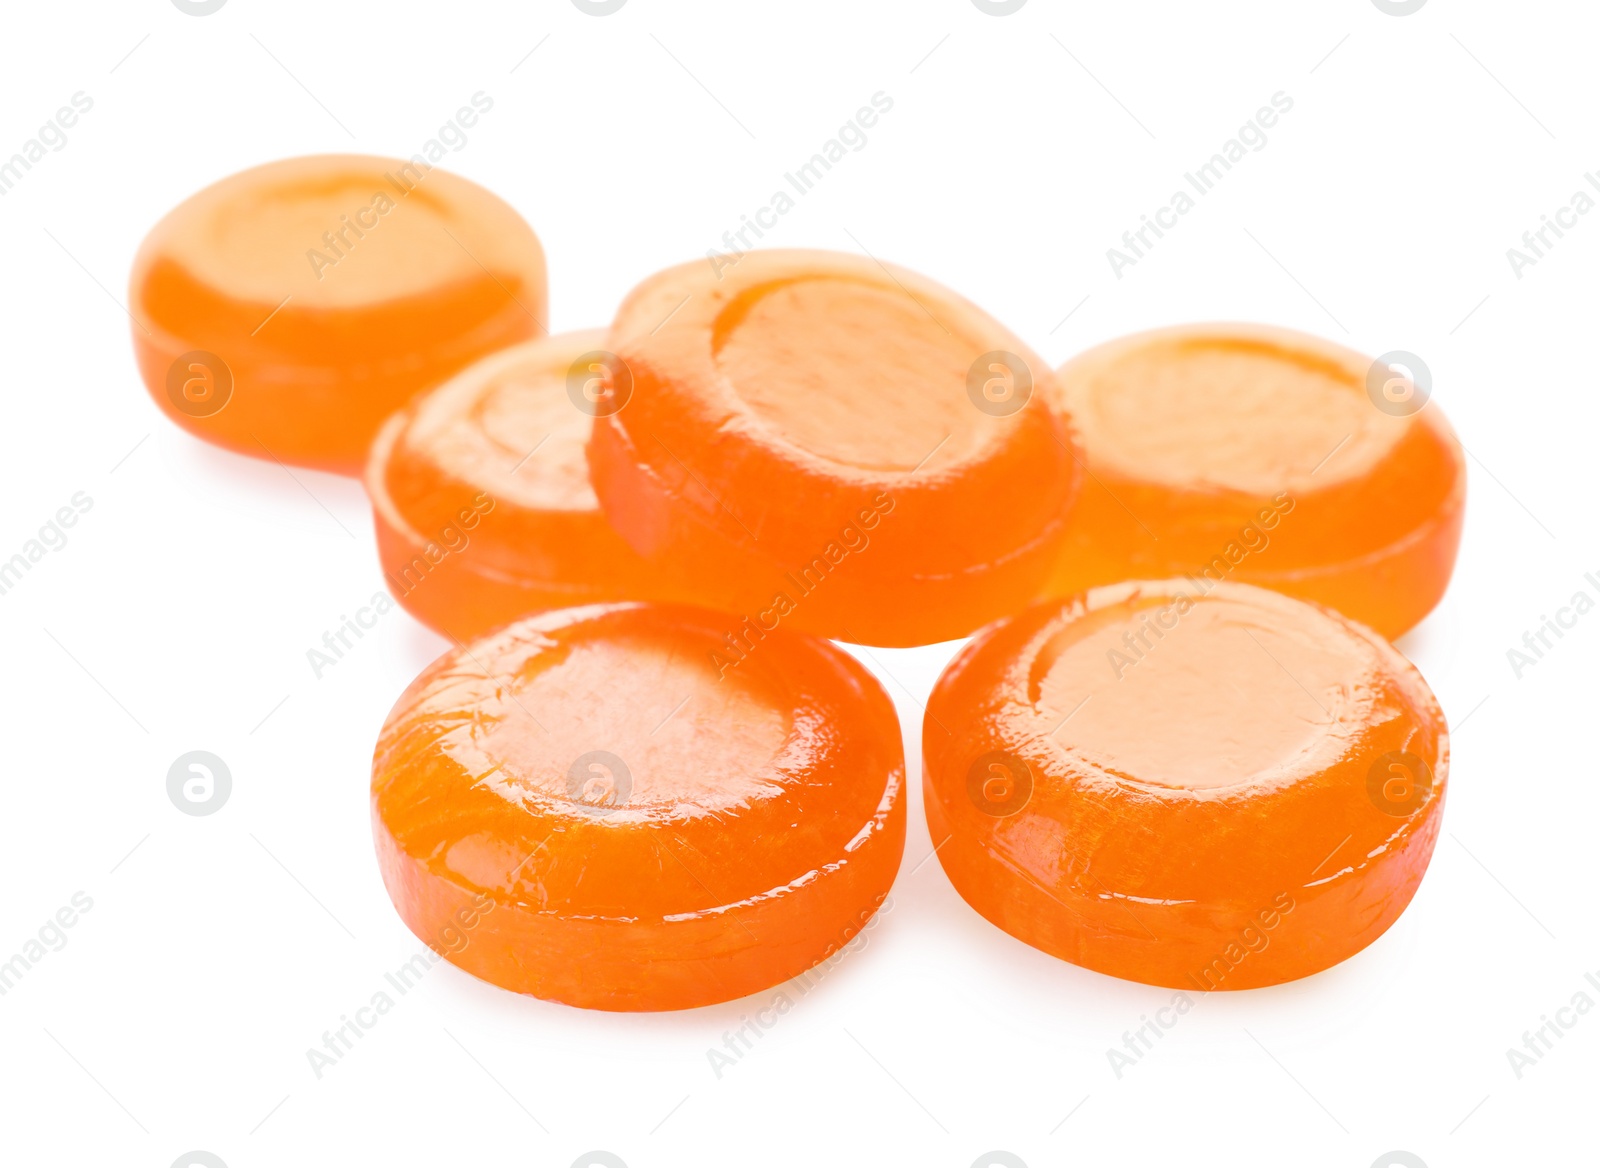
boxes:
[130,154,547,474]
[371,603,905,1010]
[367,330,676,643]
[589,249,1080,647]
[924,580,1447,989]
[1042,325,1466,639]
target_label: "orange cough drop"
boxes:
[1043,325,1465,638]
[589,249,1081,646]
[924,580,1448,990]
[371,603,905,1011]
[366,330,675,642]
[131,153,547,473]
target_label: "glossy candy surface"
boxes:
[367,330,673,642]
[372,603,905,1011]
[131,153,547,474]
[924,580,1448,990]
[1041,325,1465,638]
[589,249,1081,647]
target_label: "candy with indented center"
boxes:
[130,153,547,473]
[1041,325,1465,638]
[924,580,1447,989]
[589,249,1081,647]
[366,330,676,642]
[372,603,905,1011]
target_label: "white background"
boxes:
[0,1,1594,1166]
